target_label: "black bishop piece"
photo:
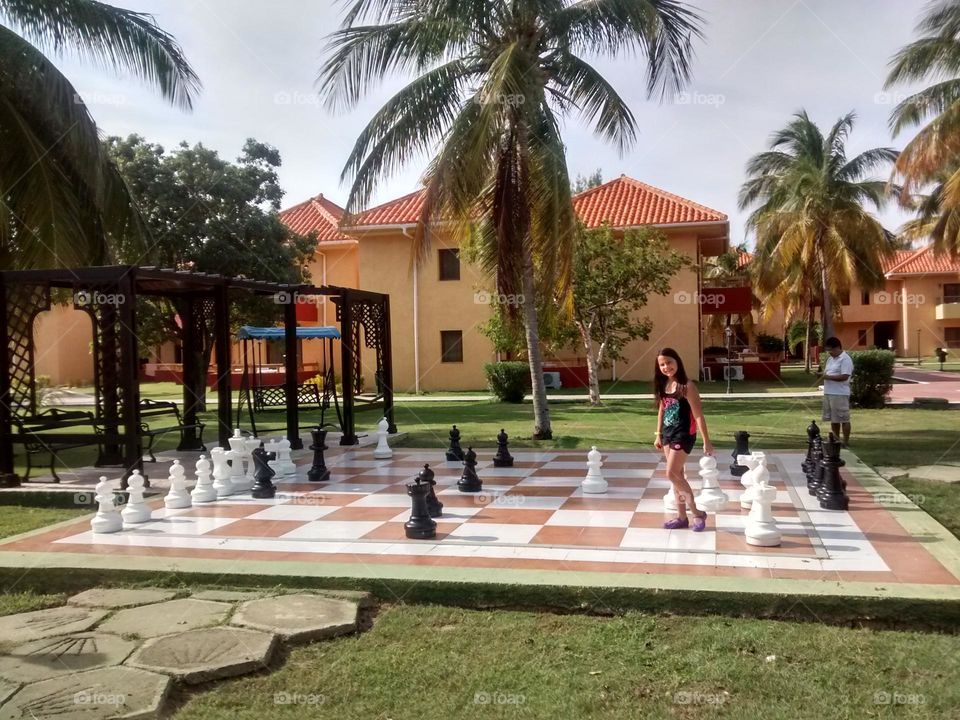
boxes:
[457,446,482,493]
[492,428,514,468]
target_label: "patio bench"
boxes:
[130,398,206,462]
[12,408,99,482]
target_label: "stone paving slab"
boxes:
[231,594,358,643]
[98,598,231,639]
[68,588,177,609]
[0,666,170,720]
[0,634,137,684]
[190,589,269,602]
[0,680,15,706]
[0,606,108,646]
[127,626,276,684]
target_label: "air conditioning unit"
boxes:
[543,371,563,389]
[723,365,744,381]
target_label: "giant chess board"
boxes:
[3,448,958,589]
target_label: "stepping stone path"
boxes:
[0,587,370,719]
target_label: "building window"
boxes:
[439,249,460,281]
[857,329,869,346]
[944,283,960,303]
[861,290,871,305]
[945,328,960,348]
[441,331,463,362]
[840,291,850,306]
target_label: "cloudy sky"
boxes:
[57,0,928,246]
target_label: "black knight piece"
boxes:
[492,428,514,467]
[307,427,330,482]
[251,443,277,499]
[801,420,820,476]
[730,431,751,477]
[457,446,482,492]
[420,464,443,518]
[405,473,437,539]
[817,432,849,510]
[446,424,465,462]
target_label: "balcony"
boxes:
[935,296,960,320]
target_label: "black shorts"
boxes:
[663,434,696,454]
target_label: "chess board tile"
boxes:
[531,526,627,547]
[207,519,309,538]
[247,504,340,521]
[546,509,635,528]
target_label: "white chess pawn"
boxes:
[244,437,259,485]
[121,470,151,524]
[738,453,761,509]
[191,454,217,503]
[164,459,192,510]
[695,455,728,512]
[227,448,251,492]
[277,437,297,479]
[91,476,122,534]
[372,417,392,459]
[582,446,608,494]
[745,473,781,547]
[210,447,234,498]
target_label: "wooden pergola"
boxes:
[0,266,395,487]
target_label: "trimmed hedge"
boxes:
[821,349,895,408]
[484,361,531,403]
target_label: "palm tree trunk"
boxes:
[520,242,552,439]
[817,244,835,340]
[805,304,813,373]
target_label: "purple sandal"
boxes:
[691,513,707,532]
[663,517,689,529]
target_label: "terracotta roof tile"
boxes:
[279,194,352,242]
[343,175,727,229]
[885,246,960,276]
[737,250,752,268]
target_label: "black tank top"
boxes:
[661,385,696,438]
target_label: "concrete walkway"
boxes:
[0,587,370,719]
[890,366,960,405]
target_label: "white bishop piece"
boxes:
[120,470,151,524]
[737,453,762,509]
[164,459,192,510]
[210,447,233,498]
[695,455,728,512]
[373,417,393,459]
[276,437,297,479]
[581,446,607,494]
[744,468,781,547]
[191,454,217,503]
[91,476,122,534]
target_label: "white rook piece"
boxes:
[695,455,728,512]
[277,437,297,478]
[744,472,781,547]
[164,459,192,510]
[229,429,250,481]
[581,446,608,494]
[373,417,393,459]
[738,453,761,509]
[120,470,151,524]
[210,447,233,498]
[191,454,217,503]
[91,476,122,534]
[227,448,250,492]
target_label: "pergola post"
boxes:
[177,296,204,450]
[213,284,232,447]
[0,275,19,487]
[117,274,144,488]
[283,294,302,449]
[338,289,357,446]
[381,295,397,434]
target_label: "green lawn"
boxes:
[0,506,87,540]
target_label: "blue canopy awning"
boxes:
[237,325,341,340]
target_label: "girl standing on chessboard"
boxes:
[653,348,715,532]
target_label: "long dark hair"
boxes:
[653,347,689,406]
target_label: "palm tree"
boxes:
[885,0,960,257]
[0,0,199,269]
[738,111,897,340]
[319,0,703,439]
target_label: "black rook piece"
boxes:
[446,424,465,462]
[817,432,849,510]
[405,473,437,539]
[457,446,482,493]
[420,464,443,518]
[492,428,514,468]
[251,443,277,499]
[307,427,330,482]
[801,420,821,476]
[730,431,751,477]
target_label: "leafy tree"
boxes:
[107,134,315,409]
[885,0,960,256]
[320,0,703,439]
[739,111,898,340]
[572,170,604,194]
[563,226,689,406]
[0,0,199,269]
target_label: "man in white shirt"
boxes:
[818,336,854,446]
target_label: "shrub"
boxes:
[756,333,785,353]
[484,361,530,403]
[820,349,894,408]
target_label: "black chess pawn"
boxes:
[492,428,514,468]
[307,427,330,482]
[420,464,443,518]
[457,446,482,493]
[818,432,849,510]
[802,420,821,476]
[251,443,277,499]
[405,473,437,539]
[445,424,465,462]
[730,431,751,477]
